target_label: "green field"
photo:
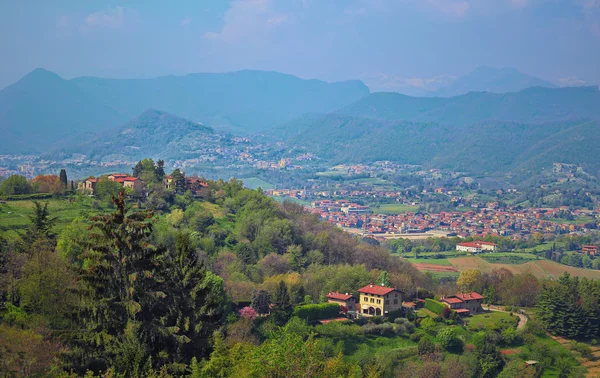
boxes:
[404,257,453,265]
[371,203,419,214]
[0,198,111,240]
[547,216,595,225]
[465,311,516,329]
[241,177,275,190]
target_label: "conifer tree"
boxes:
[67,193,178,375]
[59,169,68,188]
[272,280,292,325]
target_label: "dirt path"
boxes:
[487,305,528,330]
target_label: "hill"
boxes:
[0,69,370,153]
[337,85,600,124]
[70,70,369,135]
[431,66,556,97]
[58,109,229,162]
[280,86,600,177]
[0,69,126,153]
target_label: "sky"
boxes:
[0,0,599,91]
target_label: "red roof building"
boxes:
[358,284,397,296]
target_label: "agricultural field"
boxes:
[241,177,275,190]
[406,253,600,280]
[0,197,111,240]
[449,256,600,280]
[371,203,420,214]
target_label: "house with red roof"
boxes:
[440,292,484,315]
[326,292,356,314]
[357,284,403,317]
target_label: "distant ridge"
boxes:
[430,66,556,97]
[0,68,370,152]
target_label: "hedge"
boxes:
[424,299,446,315]
[0,193,54,201]
[292,303,340,322]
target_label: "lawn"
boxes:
[404,257,453,266]
[547,216,595,225]
[241,177,275,190]
[371,203,419,215]
[344,335,417,365]
[0,197,111,240]
[465,311,516,329]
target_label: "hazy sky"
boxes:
[1,0,599,90]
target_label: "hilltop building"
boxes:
[357,284,403,317]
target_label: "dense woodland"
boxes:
[0,159,597,377]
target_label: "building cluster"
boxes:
[313,205,599,239]
[456,241,498,254]
[80,173,208,196]
[326,284,484,318]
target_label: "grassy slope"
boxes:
[0,198,111,240]
[448,256,600,280]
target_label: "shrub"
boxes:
[363,322,395,336]
[424,299,446,315]
[316,322,363,339]
[421,317,437,334]
[292,302,340,322]
[570,341,592,356]
[437,327,463,353]
[395,322,415,336]
[410,331,423,342]
[418,337,436,355]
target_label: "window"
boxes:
[393,299,398,304]
[377,300,381,304]
[385,300,389,305]
[370,298,374,303]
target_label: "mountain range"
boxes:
[0,68,369,153]
[2,67,600,180]
[360,66,558,96]
[279,86,600,177]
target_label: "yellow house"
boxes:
[358,284,403,317]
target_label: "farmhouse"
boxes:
[582,245,598,256]
[456,242,483,254]
[440,292,484,315]
[456,241,497,253]
[358,284,403,317]
[326,292,356,314]
[80,174,143,195]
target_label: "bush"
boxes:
[418,337,436,355]
[315,322,363,339]
[292,302,340,322]
[410,331,423,342]
[570,341,592,356]
[437,327,463,353]
[0,193,53,201]
[363,322,395,336]
[425,299,446,315]
[395,322,415,336]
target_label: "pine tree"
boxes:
[156,160,166,181]
[272,280,292,325]
[251,289,271,315]
[171,169,187,195]
[21,201,57,247]
[164,232,226,362]
[67,193,177,375]
[59,169,68,188]
[377,271,391,287]
[132,161,145,178]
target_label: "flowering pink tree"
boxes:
[240,306,258,320]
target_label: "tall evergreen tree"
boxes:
[272,280,292,325]
[59,169,68,188]
[164,231,226,362]
[171,169,187,195]
[156,160,166,181]
[21,201,57,247]
[67,193,179,375]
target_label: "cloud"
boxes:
[422,0,470,18]
[266,15,288,25]
[509,0,529,9]
[203,0,288,42]
[84,6,126,29]
[558,76,588,87]
[181,17,192,26]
